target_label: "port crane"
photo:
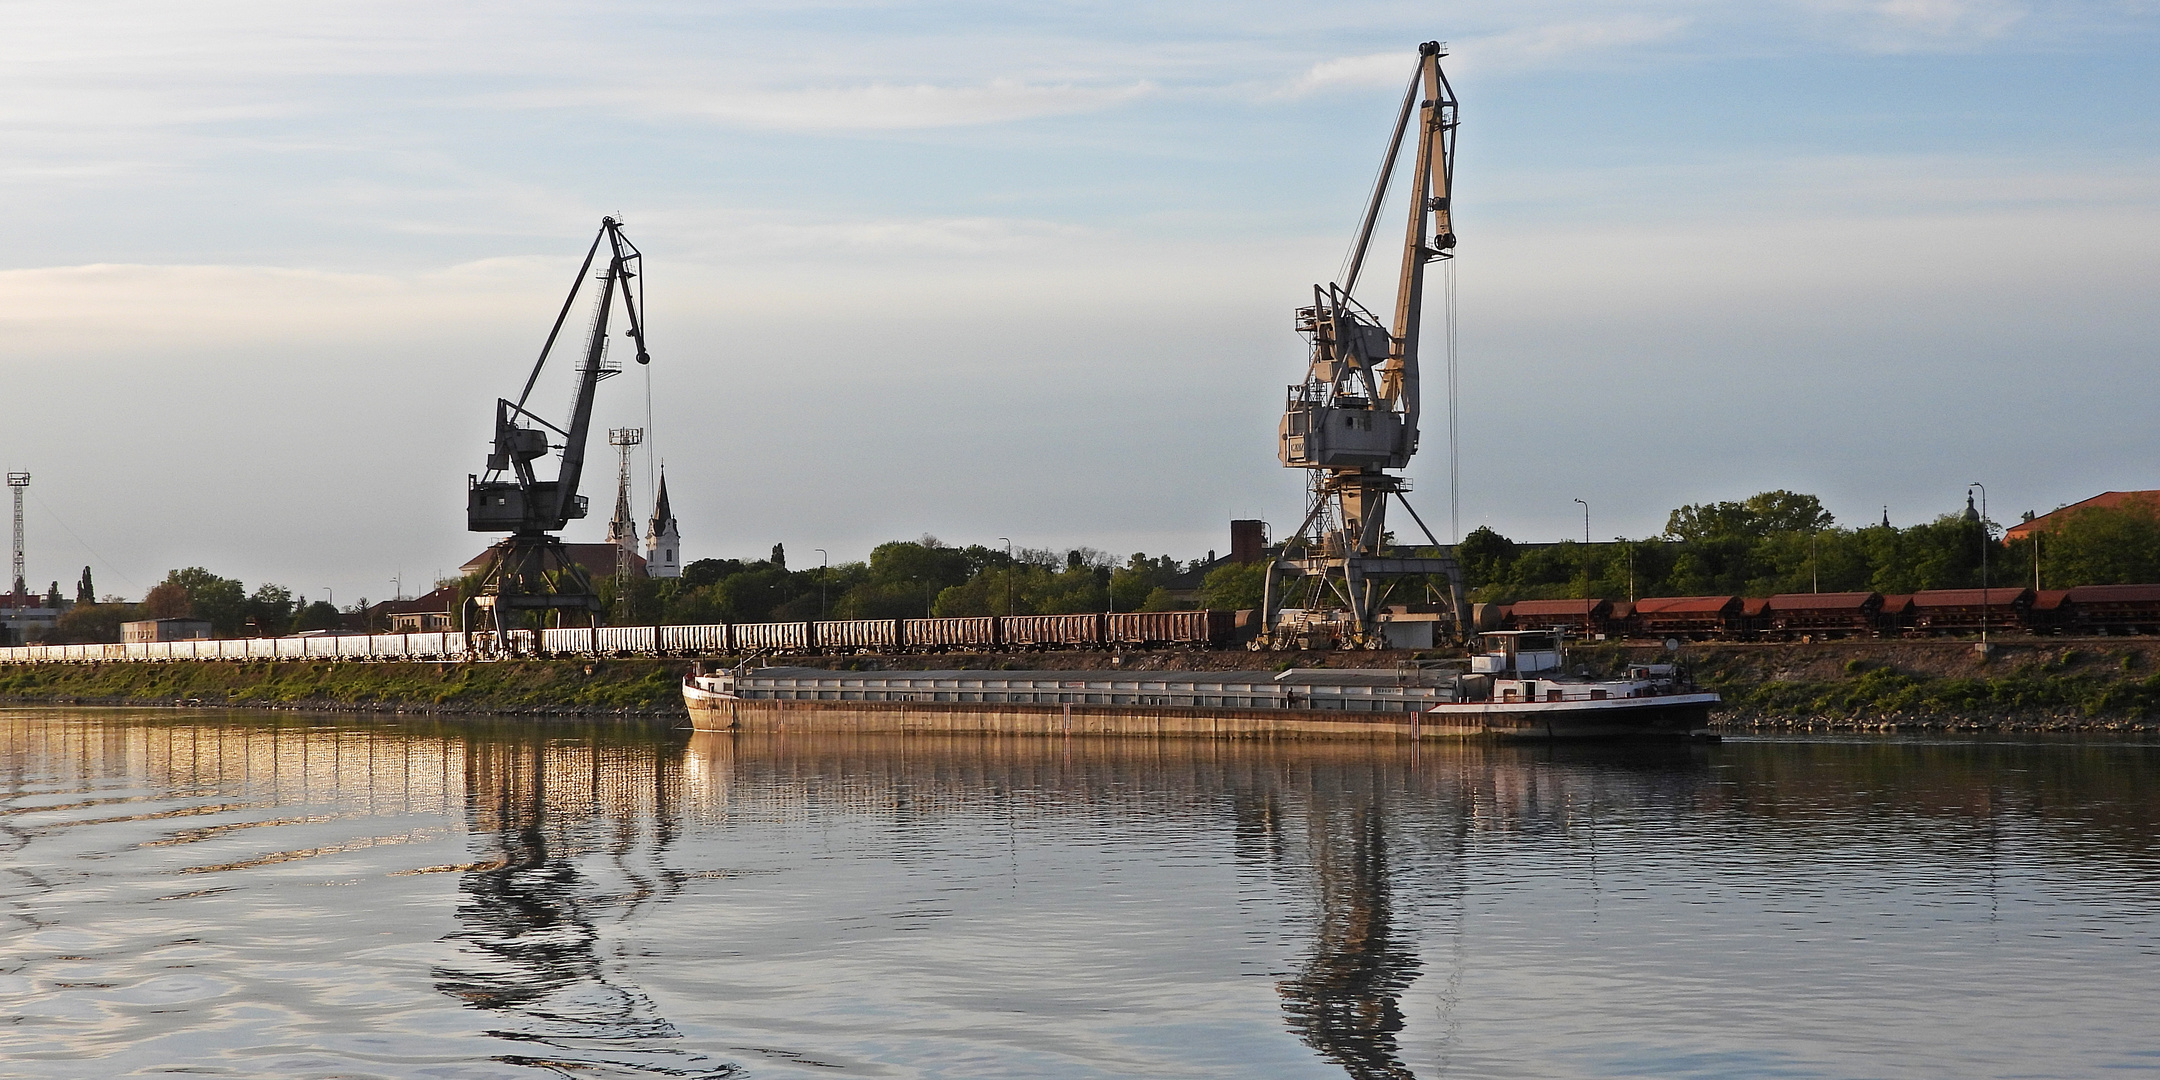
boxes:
[463,217,649,640]
[1259,42,1469,650]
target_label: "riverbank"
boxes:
[2,638,2157,730]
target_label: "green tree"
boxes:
[143,581,190,620]
[1454,526,1516,589]
[1665,490,1834,542]
[75,567,93,607]
[49,602,143,644]
[1197,562,1267,611]
[293,601,342,632]
[161,568,247,635]
[2034,499,2160,586]
[245,584,295,636]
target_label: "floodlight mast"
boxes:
[1260,42,1468,650]
[463,217,651,647]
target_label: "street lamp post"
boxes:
[815,549,828,618]
[1573,499,1589,544]
[1970,482,1989,650]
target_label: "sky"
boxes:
[2,0,2155,606]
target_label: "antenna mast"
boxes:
[6,473,26,601]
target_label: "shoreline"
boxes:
[0,638,2155,732]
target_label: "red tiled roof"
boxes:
[2005,491,2160,540]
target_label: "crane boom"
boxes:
[468,217,649,536]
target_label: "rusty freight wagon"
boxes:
[1907,589,2032,634]
[1631,596,1742,639]
[2028,590,2074,634]
[2061,584,2160,634]
[1763,592,1882,637]
[814,619,902,652]
[1103,610,1235,647]
[902,616,999,652]
[731,621,813,653]
[1877,594,1915,635]
[1506,598,1613,637]
[999,613,1103,649]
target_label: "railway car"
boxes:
[1764,592,1882,638]
[2061,584,2160,634]
[999,613,1103,649]
[1907,588,2031,635]
[1876,594,1915,636]
[2029,590,2073,634]
[1103,610,1234,647]
[1506,598,1612,637]
[731,621,813,653]
[901,616,999,652]
[813,619,902,653]
[1631,595,1742,639]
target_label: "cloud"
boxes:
[606,78,1154,131]
[1287,15,1689,93]
[1799,0,2028,51]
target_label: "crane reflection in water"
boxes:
[1271,799,1423,1080]
[433,732,736,1079]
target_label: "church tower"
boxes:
[646,469,682,579]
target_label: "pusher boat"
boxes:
[1420,630,1720,739]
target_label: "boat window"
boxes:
[1517,633,1556,651]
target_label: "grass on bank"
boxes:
[0,659,687,712]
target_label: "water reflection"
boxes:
[4,711,2158,1079]
[438,733,735,1078]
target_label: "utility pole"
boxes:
[999,538,1013,617]
[1975,483,1989,646]
[6,473,27,601]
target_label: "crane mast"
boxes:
[1260,42,1468,650]
[464,217,650,643]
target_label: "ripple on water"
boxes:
[1,716,2157,1078]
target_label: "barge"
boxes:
[684,631,1718,740]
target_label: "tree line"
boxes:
[47,567,347,643]
[596,540,1256,627]
[1459,490,2160,603]
[31,489,2156,641]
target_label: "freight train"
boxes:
[0,610,1240,663]
[1495,584,2160,640]
[3,585,2154,665]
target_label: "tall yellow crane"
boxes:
[1261,42,1467,650]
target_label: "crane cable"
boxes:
[1446,257,1460,545]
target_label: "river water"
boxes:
[2,709,2155,1079]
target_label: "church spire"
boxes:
[645,468,681,578]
